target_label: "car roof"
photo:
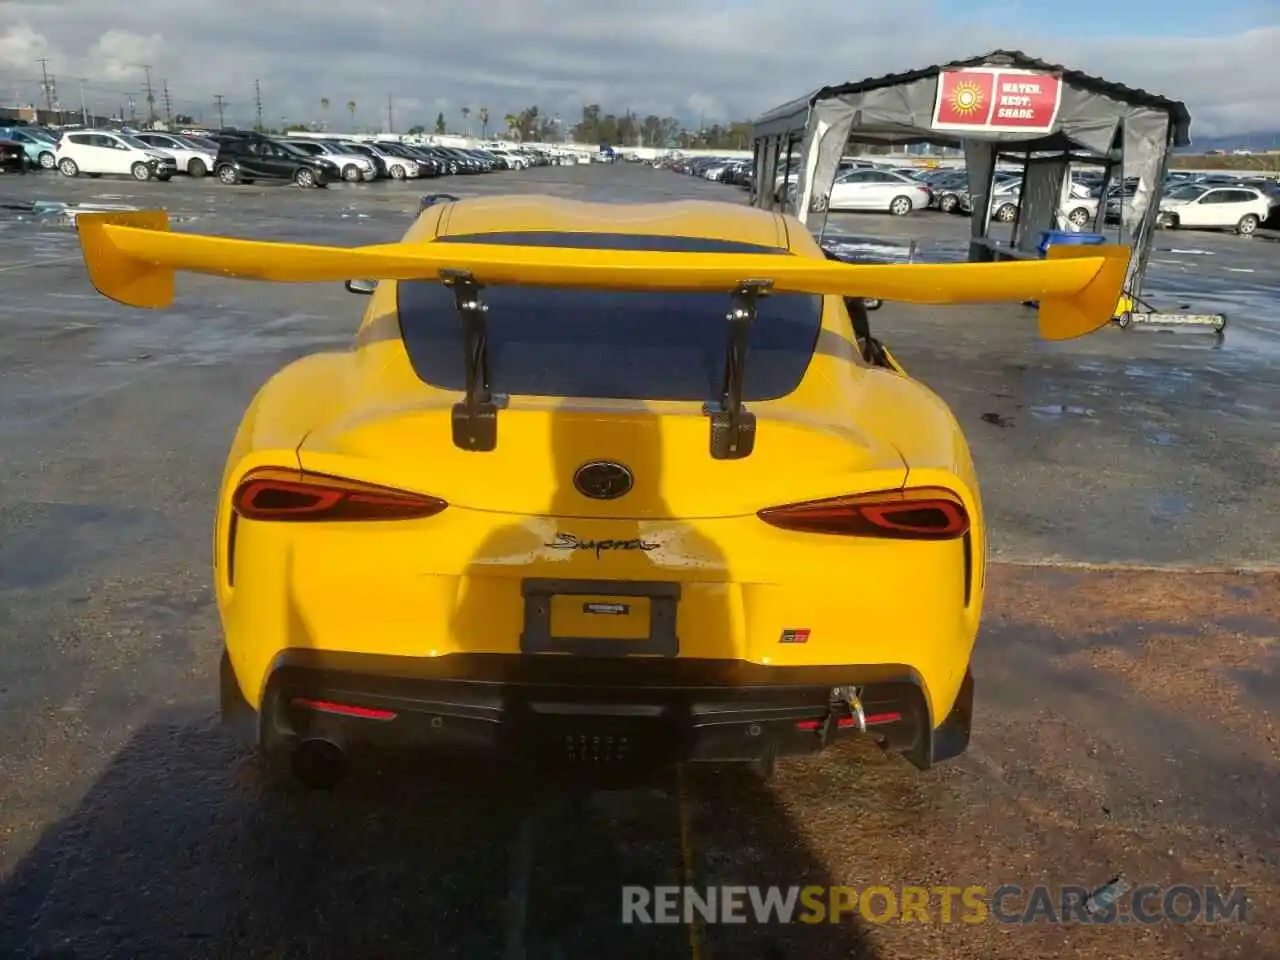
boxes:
[420,196,794,251]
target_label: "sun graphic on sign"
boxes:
[950,80,984,115]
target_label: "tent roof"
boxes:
[753,49,1192,146]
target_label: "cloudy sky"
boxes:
[1,0,1276,139]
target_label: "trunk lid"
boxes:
[298,397,906,520]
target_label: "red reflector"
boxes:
[838,712,901,728]
[759,487,969,540]
[796,711,901,732]
[232,468,447,522]
[293,697,397,721]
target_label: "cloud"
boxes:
[0,1,1274,139]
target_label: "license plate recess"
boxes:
[520,579,680,657]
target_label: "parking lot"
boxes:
[0,162,1276,959]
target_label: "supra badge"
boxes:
[546,533,659,558]
[573,460,634,500]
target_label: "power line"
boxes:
[75,77,89,126]
[142,65,156,125]
[253,79,263,131]
[214,94,227,128]
[37,58,55,113]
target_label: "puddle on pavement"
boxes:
[819,232,968,264]
[1010,339,1278,441]
[1149,493,1192,519]
[0,199,209,231]
[1028,403,1096,420]
[88,311,350,368]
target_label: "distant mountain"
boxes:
[1176,131,1280,154]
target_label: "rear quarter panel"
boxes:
[860,365,986,640]
[214,351,359,610]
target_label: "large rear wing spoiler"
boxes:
[74,210,1129,458]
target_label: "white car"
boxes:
[778,159,876,203]
[55,130,179,182]
[985,181,1025,222]
[282,139,375,181]
[489,149,528,169]
[960,179,1096,226]
[1058,181,1104,227]
[819,168,932,216]
[133,132,218,178]
[327,140,418,179]
[957,178,1019,217]
[373,145,423,179]
[1158,184,1271,236]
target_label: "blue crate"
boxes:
[1038,230,1106,256]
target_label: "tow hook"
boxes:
[819,686,867,746]
[846,687,868,733]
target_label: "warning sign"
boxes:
[931,68,1063,134]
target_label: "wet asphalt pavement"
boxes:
[0,164,1276,959]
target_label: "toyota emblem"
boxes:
[573,461,634,500]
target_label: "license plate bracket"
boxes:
[520,578,680,657]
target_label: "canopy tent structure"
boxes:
[751,51,1193,322]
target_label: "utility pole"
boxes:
[37,58,55,113]
[76,77,89,126]
[253,79,263,131]
[387,94,393,134]
[142,65,156,126]
[214,94,227,129]
[162,80,173,126]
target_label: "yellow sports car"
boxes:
[74,198,1127,789]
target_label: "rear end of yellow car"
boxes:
[215,231,982,783]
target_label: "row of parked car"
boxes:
[664,154,941,217]
[937,167,1279,236]
[663,150,1280,235]
[0,124,561,187]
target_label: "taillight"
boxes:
[231,467,447,522]
[758,487,969,540]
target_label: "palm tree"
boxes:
[347,99,356,130]
[504,113,518,139]
[320,97,330,130]
[461,106,471,136]
[478,107,489,138]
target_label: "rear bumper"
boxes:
[223,650,973,772]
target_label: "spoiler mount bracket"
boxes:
[706,279,771,460]
[442,269,501,452]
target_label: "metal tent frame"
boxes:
[751,51,1192,312]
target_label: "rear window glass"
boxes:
[396,231,823,402]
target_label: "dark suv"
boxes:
[212,133,339,188]
[0,137,24,173]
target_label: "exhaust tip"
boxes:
[291,737,349,790]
